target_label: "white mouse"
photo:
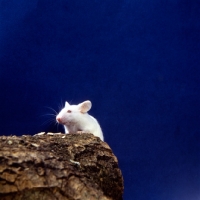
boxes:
[56,100,104,141]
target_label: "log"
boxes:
[0,133,123,200]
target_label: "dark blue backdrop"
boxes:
[0,0,200,199]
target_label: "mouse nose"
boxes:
[56,117,61,123]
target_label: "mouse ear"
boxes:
[65,101,70,107]
[78,100,92,113]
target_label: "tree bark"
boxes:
[0,133,123,200]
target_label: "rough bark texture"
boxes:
[0,133,123,200]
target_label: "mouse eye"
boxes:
[67,110,72,113]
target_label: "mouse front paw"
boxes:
[77,130,91,134]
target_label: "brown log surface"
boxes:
[0,133,123,200]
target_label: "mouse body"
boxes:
[56,100,104,141]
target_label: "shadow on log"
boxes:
[0,133,123,200]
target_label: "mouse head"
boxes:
[56,100,92,125]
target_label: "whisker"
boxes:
[40,114,56,117]
[44,106,58,115]
[56,122,59,132]
[58,105,62,111]
[58,100,64,111]
[40,104,64,132]
[42,118,56,126]
[69,99,73,105]
[60,98,64,109]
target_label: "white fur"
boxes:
[56,100,104,141]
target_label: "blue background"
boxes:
[0,0,200,199]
